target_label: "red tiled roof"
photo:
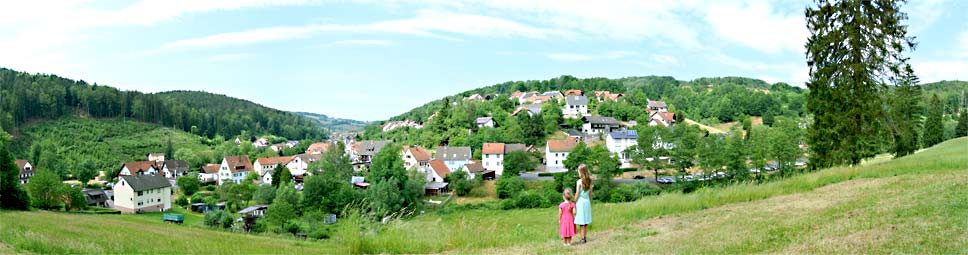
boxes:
[429,160,451,178]
[257,156,292,166]
[547,139,578,152]
[224,155,254,173]
[201,164,220,174]
[482,143,505,155]
[464,160,486,173]
[15,160,33,174]
[404,146,431,161]
[307,142,331,153]
[564,89,583,96]
[120,161,157,175]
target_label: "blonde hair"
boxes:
[578,164,591,190]
[563,188,574,202]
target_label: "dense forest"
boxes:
[0,68,327,140]
[296,112,370,132]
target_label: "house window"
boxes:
[137,191,143,196]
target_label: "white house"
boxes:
[481,143,527,176]
[252,137,270,148]
[402,146,432,171]
[647,100,668,112]
[648,112,677,127]
[545,139,578,173]
[254,156,292,177]
[564,95,589,118]
[198,164,220,183]
[582,116,621,135]
[118,161,158,176]
[261,170,273,185]
[15,159,34,184]
[606,130,639,167]
[476,117,496,128]
[286,153,321,177]
[113,174,172,214]
[218,155,254,185]
[161,160,189,179]
[461,160,494,180]
[436,146,472,172]
[511,103,544,117]
[147,153,165,163]
[428,160,451,183]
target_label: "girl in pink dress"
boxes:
[559,188,577,246]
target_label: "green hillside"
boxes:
[3,137,964,254]
[296,112,370,133]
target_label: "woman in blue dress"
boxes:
[573,164,593,244]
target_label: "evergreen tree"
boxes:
[956,109,968,138]
[886,72,923,158]
[271,165,292,188]
[0,144,31,210]
[805,0,916,168]
[166,135,174,160]
[923,94,945,147]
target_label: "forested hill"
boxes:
[920,80,968,115]
[383,75,805,125]
[0,68,326,140]
[295,112,370,132]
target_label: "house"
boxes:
[270,143,287,152]
[252,137,270,148]
[113,174,172,213]
[481,143,526,176]
[82,188,110,208]
[428,160,451,183]
[593,91,623,102]
[647,100,668,112]
[261,169,273,185]
[198,164,220,183]
[511,103,544,116]
[462,160,495,180]
[509,91,525,100]
[564,95,589,118]
[147,153,165,163]
[516,91,541,104]
[286,140,300,148]
[545,139,578,173]
[160,160,189,179]
[238,205,268,218]
[465,93,486,101]
[564,89,583,96]
[402,146,432,171]
[476,117,496,128]
[523,95,552,104]
[542,91,564,101]
[350,140,391,165]
[254,156,292,177]
[565,129,584,142]
[218,155,254,185]
[287,153,322,177]
[306,142,331,154]
[436,146,472,172]
[424,182,449,196]
[648,112,677,127]
[118,161,158,176]
[15,159,34,184]
[582,116,621,135]
[606,130,639,167]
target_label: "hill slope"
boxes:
[296,111,369,133]
[3,138,964,254]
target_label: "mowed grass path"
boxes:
[1,138,965,254]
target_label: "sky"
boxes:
[1,0,966,121]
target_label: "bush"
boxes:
[190,193,204,204]
[309,226,333,240]
[203,210,234,229]
[501,190,550,210]
[175,196,189,207]
[495,176,526,199]
[204,185,216,192]
[607,182,662,203]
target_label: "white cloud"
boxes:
[320,40,395,47]
[700,1,808,54]
[204,53,254,63]
[159,9,567,50]
[905,0,951,33]
[652,54,679,65]
[913,60,968,83]
[544,51,637,61]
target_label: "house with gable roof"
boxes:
[218,155,254,185]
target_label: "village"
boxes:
[10,89,706,219]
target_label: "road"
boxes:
[519,173,659,184]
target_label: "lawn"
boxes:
[2,137,965,254]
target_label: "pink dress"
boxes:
[559,202,576,238]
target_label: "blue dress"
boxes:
[574,184,592,225]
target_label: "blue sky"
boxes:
[1,0,966,121]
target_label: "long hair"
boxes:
[578,164,591,190]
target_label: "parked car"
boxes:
[633,175,646,180]
[749,168,761,174]
[657,177,676,184]
[681,175,696,182]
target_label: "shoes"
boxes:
[582,237,587,244]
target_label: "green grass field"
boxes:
[2,137,966,254]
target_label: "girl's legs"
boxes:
[580,225,588,242]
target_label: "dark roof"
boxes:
[583,116,621,125]
[476,117,494,124]
[464,161,486,173]
[238,205,268,214]
[512,103,543,116]
[355,140,391,156]
[609,130,638,139]
[292,153,322,163]
[648,100,668,108]
[163,160,189,172]
[566,95,588,105]
[82,189,108,204]
[504,144,526,153]
[119,174,171,192]
[425,182,449,190]
[436,146,471,161]
[566,129,583,137]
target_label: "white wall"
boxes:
[483,153,504,175]
[545,146,570,173]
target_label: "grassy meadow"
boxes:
[1,137,966,254]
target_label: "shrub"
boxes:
[309,226,333,240]
[189,193,204,204]
[607,182,663,203]
[175,196,189,207]
[204,185,216,192]
[203,210,234,229]
[495,176,526,199]
[501,190,550,210]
